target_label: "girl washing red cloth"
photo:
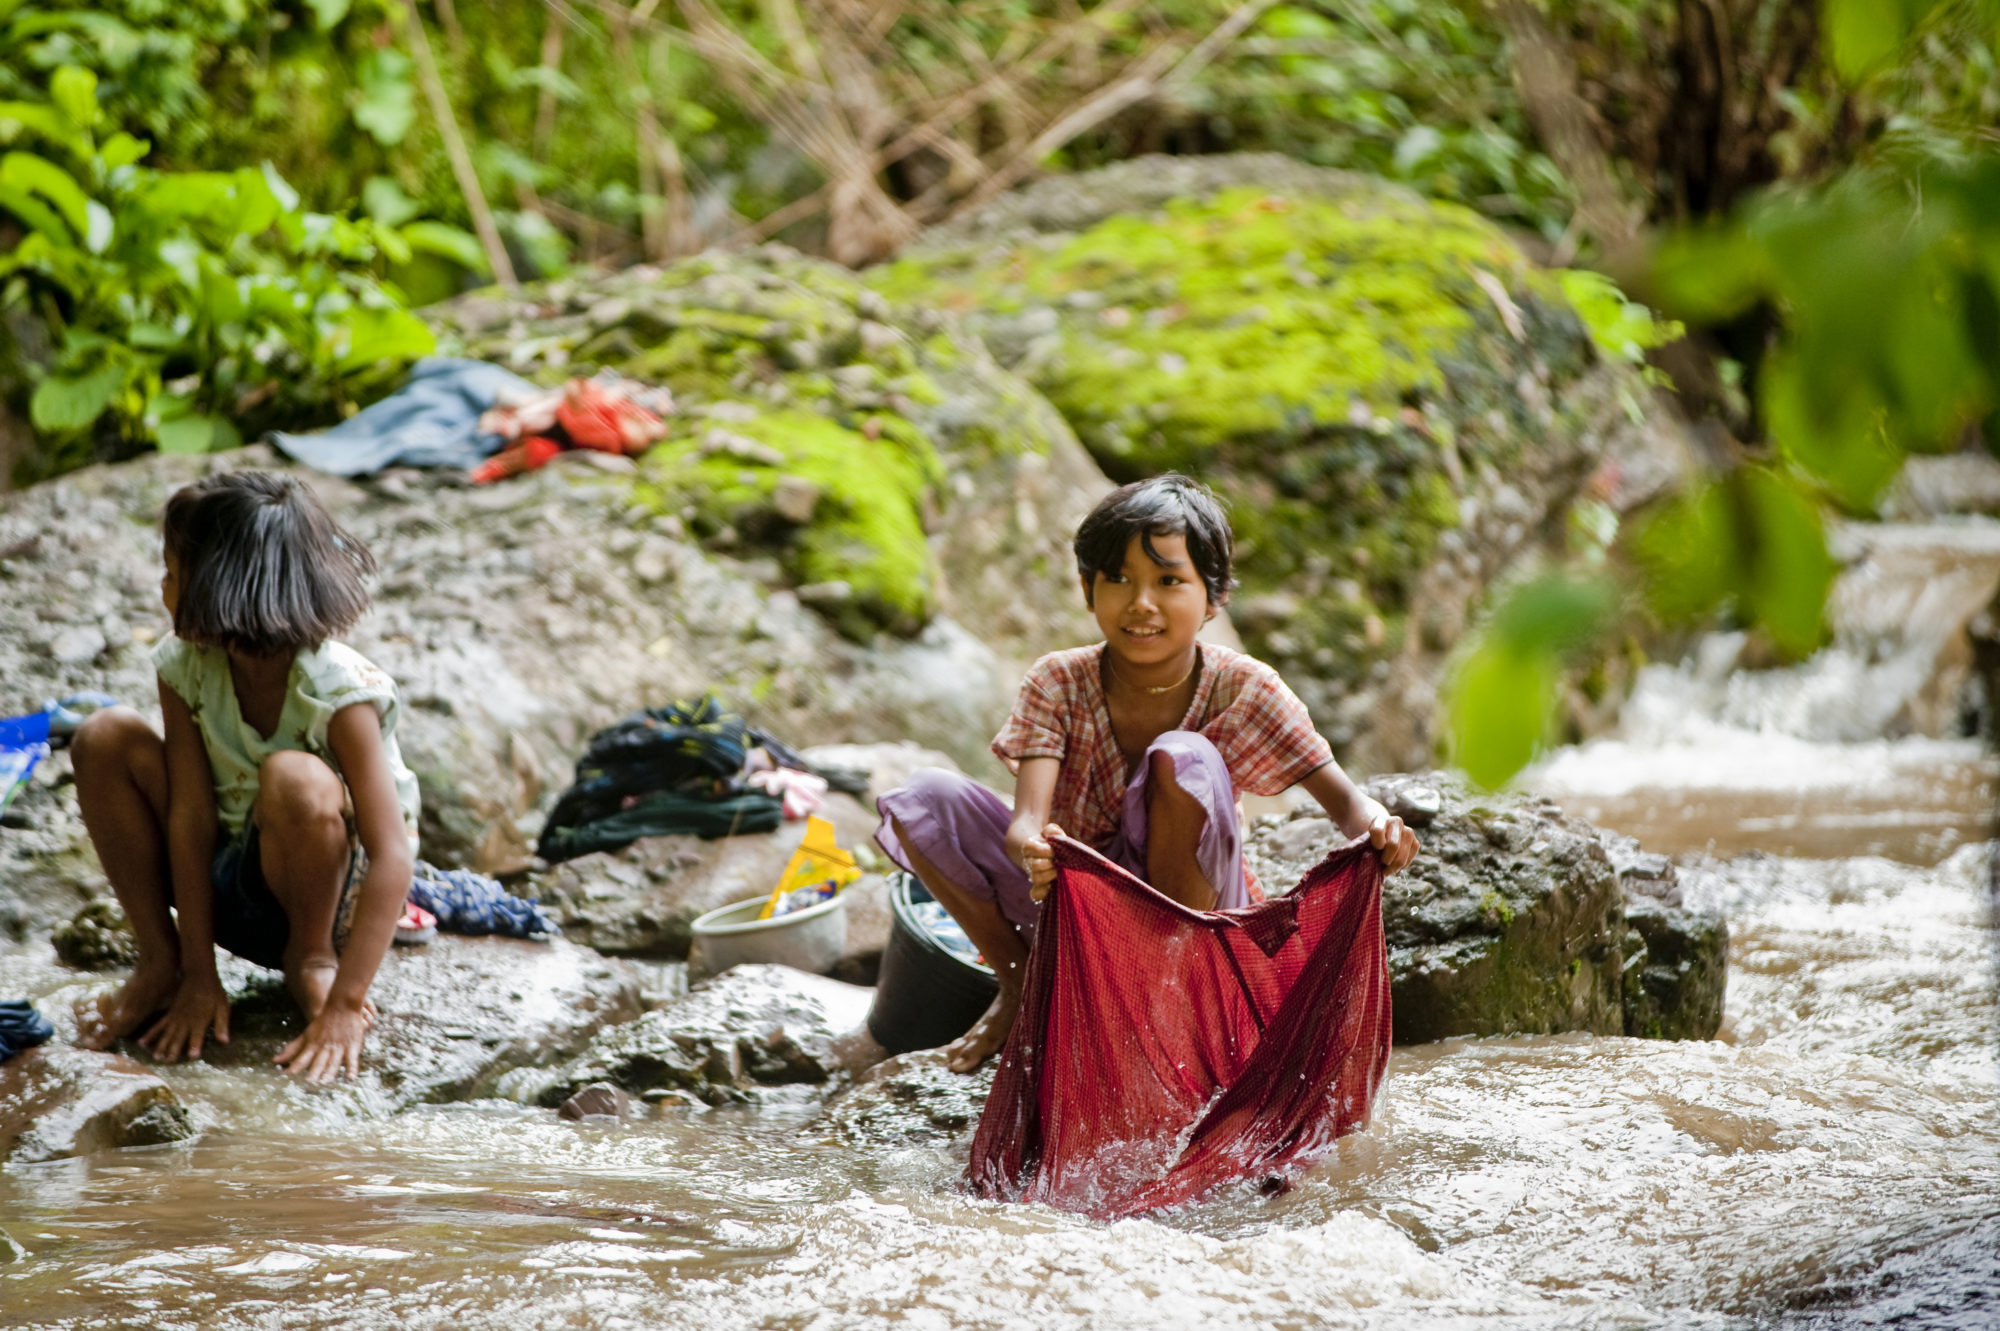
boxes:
[873,474,1419,1213]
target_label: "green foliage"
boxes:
[1629,468,1836,658]
[1556,269,1682,378]
[1446,574,1617,789]
[0,58,435,475]
[1657,160,2000,508]
[1187,2,1572,238]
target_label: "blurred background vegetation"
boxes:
[4,0,1998,779]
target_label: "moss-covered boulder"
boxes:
[427,247,1105,646]
[1244,771,1727,1044]
[875,154,1681,771]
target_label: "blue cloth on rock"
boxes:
[0,1000,53,1062]
[409,861,559,939]
[269,358,537,476]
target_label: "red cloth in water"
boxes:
[967,834,1390,1219]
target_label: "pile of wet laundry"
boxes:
[268,357,673,481]
[537,695,865,864]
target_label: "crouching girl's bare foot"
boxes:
[76,962,180,1050]
[945,984,1020,1073]
[286,961,375,1026]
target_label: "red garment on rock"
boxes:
[967,835,1390,1219]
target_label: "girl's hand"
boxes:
[140,974,231,1063]
[276,998,370,1084]
[1368,811,1420,875]
[1024,823,1065,902]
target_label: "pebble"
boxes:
[771,475,821,524]
[49,627,106,665]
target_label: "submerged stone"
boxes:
[0,1046,194,1163]
[821,1049,995,1145]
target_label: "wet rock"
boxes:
[558,1081,631,1121]
[1245,773,1726,1043]
[821,1049,994,1145]
[1605,833,1681,906]
[205,936,643,1107]
[533,964,874,1107]
[0,1046,194,1163]
[50,900,139,971]
[1620,898,1728,1041]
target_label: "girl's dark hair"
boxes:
[1073,473,1234,604]
[163,470,375,657]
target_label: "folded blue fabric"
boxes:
[0,711,51,822]
[269,357,539,477]
[408,861,559,940]
[0,1000,53,1063]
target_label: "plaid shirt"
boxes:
[991,643,1333,852]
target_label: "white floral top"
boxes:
[152,634,421,850]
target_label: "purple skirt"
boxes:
[873,730,1247,943]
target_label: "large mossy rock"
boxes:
[426,246,1106,648]
[1244,772,1727,1044]
[876,154,1687,771]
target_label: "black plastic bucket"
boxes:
[866,871,999,1055]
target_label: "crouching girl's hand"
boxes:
[1023,823,1065,902]
[141,973,232,1063]
[276,997,371,1084]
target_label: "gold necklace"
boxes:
[1105,648,1199,696]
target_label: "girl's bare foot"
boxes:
[285,962,375,1026]
[286,962,338,1021]
[77,963,180,1050]
[945,985,1021,1073]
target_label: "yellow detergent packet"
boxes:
[757,815,861,919]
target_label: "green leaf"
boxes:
[1488,574,1618,654]
[0,183,71,244]
[0,101,91,160]
[1629,482,1737,624]
[352,49,418,148]
[1823,0,1908,82]
[303,0,351,30]
[98,131,149,170]
[30,364,125,432]
[1446,638,1556,790]
[335,306,435,373]
[1651,224,1770,323]
[1739,467,1836,659]
[362,175,421,228]
[0,151,91,238]
[154,414,217,455]
[1761,349,1903,508]
[400,220,487,272]
[1445,574,1617,789]
[49,66,98,129]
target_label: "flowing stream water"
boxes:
[2,522,1995,1330]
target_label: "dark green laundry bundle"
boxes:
[536,695,863,863]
